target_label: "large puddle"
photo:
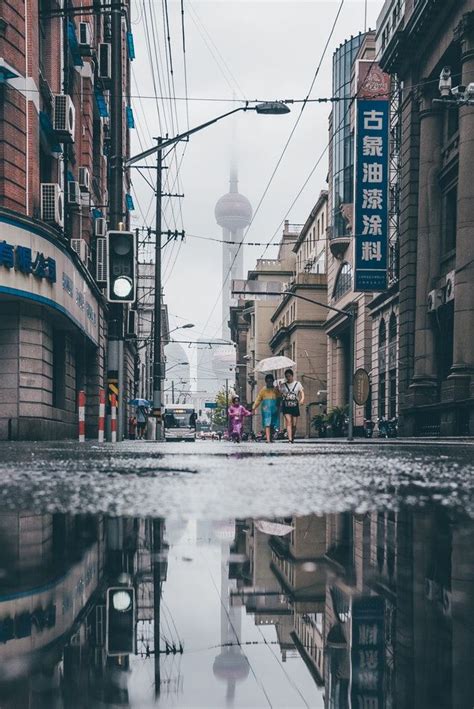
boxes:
[0,507,472,708]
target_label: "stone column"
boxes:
[410,87,443,402]
[450,15,474,395]
[451,518,474,709]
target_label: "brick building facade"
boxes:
[0,0,133,439]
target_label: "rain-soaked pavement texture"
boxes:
[0,439,472,518]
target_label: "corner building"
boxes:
[378,0,474,435]
[0,1,130,438]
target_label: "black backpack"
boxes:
[283,383,299,408]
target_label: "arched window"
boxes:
[333,262,353,301]
[389,312,397,342]
[379,318,387,348]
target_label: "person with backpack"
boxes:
[279,369,304,443]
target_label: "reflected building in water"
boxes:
[0,508,473,708]
[229,508,474,709]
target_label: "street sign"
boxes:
[353,368,370,406]
[354,67,390,293]
[205,402,218,409]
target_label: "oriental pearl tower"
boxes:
[215,165,252,338]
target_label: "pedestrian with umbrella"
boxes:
[252,356,297,443]
[129,398,150,440]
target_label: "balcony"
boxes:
[329,234,351,259]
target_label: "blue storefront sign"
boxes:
[354,99,389,292]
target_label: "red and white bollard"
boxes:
[78,390,86,443]
[98,388,106,443]
[111,393,117,443]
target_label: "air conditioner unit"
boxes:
[71,238,90,265]
[41,183,64,228]
[53,94,75,141]
[96,237,107,283]
[67,180,81,206]
[78,167,91,193]
[78,21,92,50]
[98,43,112,81]
[445,270,455,303]
[95,217,107,237]
[427,289,443,312]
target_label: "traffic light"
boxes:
[106,230,136,303]
[106,586,135,655]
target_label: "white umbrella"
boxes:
[254,520,294,536]
[255,355,296,373]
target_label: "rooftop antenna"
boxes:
[364,0,368,33]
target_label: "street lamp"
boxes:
[125,102,290,440]
[167,323,195,339]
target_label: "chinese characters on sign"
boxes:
[0,241,57,283]
[351,596,385,709]
[354,100,389,292]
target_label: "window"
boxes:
[389,369,397,418]
[442,185,457,254]
[379,318,387,348]
[436,302,454,380]
[389,313,397,342]
[333,262,352,301]
[379,372,386,418]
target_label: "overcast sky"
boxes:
[130,0,384,347]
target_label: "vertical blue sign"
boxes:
[354,99,389,292]
[351,595,385,708]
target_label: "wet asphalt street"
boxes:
[0,439,472,519]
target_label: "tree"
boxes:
[212,387,233,427]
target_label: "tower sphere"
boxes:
[215,191,252,231]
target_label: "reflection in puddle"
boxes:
[0,509,472,707]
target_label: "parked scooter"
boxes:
[363,419,374,438]
[378,417,389,438]
[387,417,398,438]
[378,417,398,438]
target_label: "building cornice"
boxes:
[271,282,327,322]
[367,283,399,314]
[269,319,327,350]
[293,191,328,253]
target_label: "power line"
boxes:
[186,0,246,101]
[186,232,299,247]
[197,0,347,345]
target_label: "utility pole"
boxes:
[171,380,175,405]
[152,138,163,439]
[348,308,354,442]
[108,0,125,441]
[153,518,162,697]
[225,378,229,427]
